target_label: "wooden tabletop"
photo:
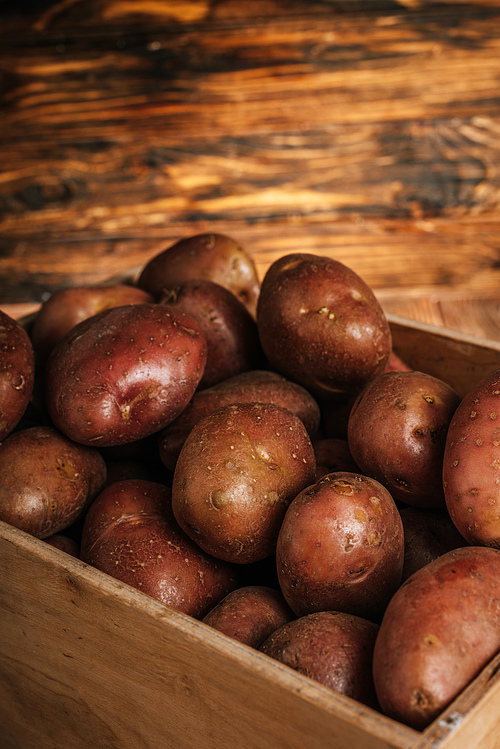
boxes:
[1,0,500,340]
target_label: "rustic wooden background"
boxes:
[1,0,500,339]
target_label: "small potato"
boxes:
[0,310,35,441]
[137,232,260,317]
[276,472,404,621]
[44,533,80,558]
[45,303,207,447]
[31,284,154,362]
[159,369,321,472]
[313,437,360,481]
[80,479,237,619]
[171,402,316,565]
[260,610,379,708]
[256,253,392,399]
[400,506,468,581]
[159,278,264,389]
[443,367,500,546]
[348,370,461,508]
[0,425,106,538]
[373,546,500,729]
[202,585,295,649]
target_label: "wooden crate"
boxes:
[2,315,500,749]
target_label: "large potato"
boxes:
[159,278,264,389]
[0,425,106,538]
[256,253,392,399]
[31,284,154,362]
[137,232,260,317]
[80,479,237,619]
[348,370,461,508]
[260,610,380,708]
[45,303,207,447]
[373,546,500,729]
[276,472,404,621]
[171,401,316,564]
[202,585,295,649]
[158,369,321,472]
[443,367,500,546]
[0,310,35,441]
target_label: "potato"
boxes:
[0,425,106,538]
[31,284,154,362]
[400,506,468,581]
[80,479,237,619]
[158,369,321,472]
[159,278,264,389]
[347,370,461,508]
[313,437,359,481]
[137,232,260,317]
[372,546,500,729]
[171,401,316,565]
[0,310,35,441]
[256,253,392,399]
[202,585,295,648]
[443,367,500,547]
[44,533,80,558]
[260,610,379,708]
[45,303,207,447]
[276,472,404,621]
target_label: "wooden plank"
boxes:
[0,522,417,749]
[1,7,500,302]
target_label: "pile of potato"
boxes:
[1,232,500,731]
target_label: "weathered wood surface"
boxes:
[1,0,500,340]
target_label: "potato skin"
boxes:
[276,472,404,621]
[400,506,468,581]
[171,402,316,565]
[45,303,207,447]
[373,546,500,729]
[443,367,500,546]
[0,425,106,538]
[80,479,238,619]
[260,610,379,708]
[137,232,260,317]
[202,585,295,648]
[348,370,461,508]
[31,284,154,362]
[313,437,360,481]
[0,310,35,441]
[256,253,391,399]
[159,278,264,389]
[158,369,321,472]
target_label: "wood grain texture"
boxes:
[1,0,500,328]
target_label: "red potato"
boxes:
[276,472,404,621]
[31,284,154,362]
[0,310,35,441]
[313,437,360,481]
[443,367,500,547]
[0,425,106,538]
[202,585,295,649]
[260,611,380,709]
[44,533,80,558]
[45,303,207,447]
[348,370,461,508]
[256,253,392,399]
[158,369,321,472]
[159,278,264,389]
[137,232,261,317]
[400,506,468,581]
[80,479,237,619]
[373,546,500,730]
[171,402,316,565]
